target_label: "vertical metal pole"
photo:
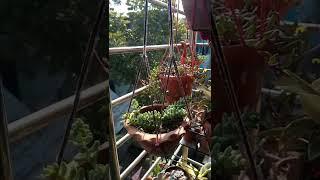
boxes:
[105,81,121,179]
[0,77,13,180]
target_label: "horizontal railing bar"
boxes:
[120,150,148,179]
[110,44,184,55]
[282,20,320,30]
[173,154,204,167]
[9,84,147,142]
[149,0,185,15]
[141,157,162,180]
[116,133,132,147]
[112,86,148,107]
[8,81,107,142]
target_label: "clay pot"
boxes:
[124,104,186,156]
[212,45,265,123]
[159,73,194,104]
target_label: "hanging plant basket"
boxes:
[124,104,187,156]
[159,73,194,104]
[181,0,211,32]
[212,45,265,122]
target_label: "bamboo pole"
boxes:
[0,77,13,180]
[105,81,121,179]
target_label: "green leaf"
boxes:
[282,117,318,138]
[300,93,320,122]
[259,127,285,138]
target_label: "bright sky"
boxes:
[110,0,185,17]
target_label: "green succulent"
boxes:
[211,145,247,177]
[41,119,109,180]
[123,100,186,133]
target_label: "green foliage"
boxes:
[109,0,187,95]
[123,100,186,133]
[41,119,109,180]
[135,65,164,105]
[211,145,247,177]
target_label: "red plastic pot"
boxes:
[124,104,187,156]
[212,45,265,123]
[181,0,211,31]
[159,73,194,104]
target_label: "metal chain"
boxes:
[56,0,106,164]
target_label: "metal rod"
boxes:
[149,0,185,15]
[172,155,204,167]
[8,83,146,142]
[109,44,185,55]
[116,133,132,147]
[8,81,107,142]
[98,133,132,150]
[120,150,148,179]
[141,157,162,180]
[106,81,121,180]
[167,144,182,166]
[0,77,13,180]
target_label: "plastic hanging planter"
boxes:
[159,73,194,104]
[181,0,211,32]
[123,104,187,156]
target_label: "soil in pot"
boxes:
[159,74,194,104]
[212,45,265,123]
[124,104,187,156]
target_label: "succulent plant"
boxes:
[123,100,187,133]
[41,119,109,180]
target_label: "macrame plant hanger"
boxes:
[126,0,196,156]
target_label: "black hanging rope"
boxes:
[161,0,193,122]
[56,0,107,164]
[208,5,259,180]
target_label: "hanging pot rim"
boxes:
[124,104,187,137]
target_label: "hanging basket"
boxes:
[124,104,187,156]
[181,0,211,31]
[212,45,266,123]
[159,73,194,104]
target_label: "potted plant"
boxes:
[123,100,187,156]
[211,144,248,180]
[41,119,109,180]
[211,0,306,123]
[159,53,205,104]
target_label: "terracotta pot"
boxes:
[124,104,186,156]
[159,74,194,104]
[212,45,265,123]
[181,0,211,31]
